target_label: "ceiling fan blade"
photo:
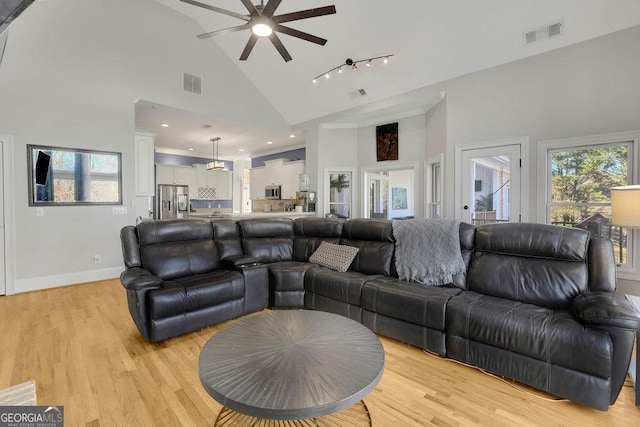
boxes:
[273,5,336,24]
[261,0,283,18]
[268,33,292,62]
[197,23,251,39]
[180,0,250,22]
[239,34,259,61]
[238,0,259,16]
[273,24,327,46]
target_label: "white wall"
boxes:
[0,0,288,292]
[441,24,640,221]
[316,126,358,217]
[305,24,640,293]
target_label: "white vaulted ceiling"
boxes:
[142,0,640,159]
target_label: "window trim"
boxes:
[537,130,640,279]
[324,168,355,218]
[425,154,444,218]
[27,144,123,206]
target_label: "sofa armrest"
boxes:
[222,255,260,269]
[572,291,640,331]
[120,267,163,290]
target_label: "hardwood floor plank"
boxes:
[0,279,638,426]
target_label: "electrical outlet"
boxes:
[93,255,101,263]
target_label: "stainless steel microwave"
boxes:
[265,185,281,199]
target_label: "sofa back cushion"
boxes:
[467,223,590,309]
[293,217,344,261]
[137,220,220,280]
[340,219,396,275]
[212,219,244,260]
[238,218,294,262]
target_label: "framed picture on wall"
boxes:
[376,122,399,161]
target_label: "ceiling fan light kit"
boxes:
[312,54,395,83]
[181,0,336,62]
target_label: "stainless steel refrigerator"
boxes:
[158,184,189,219]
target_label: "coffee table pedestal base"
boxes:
[214,400,372,427]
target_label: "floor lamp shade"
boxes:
[611,185,640,227]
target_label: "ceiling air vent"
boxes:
[523,20,564,45]
[348,88,367,100]
[183,72,202,95]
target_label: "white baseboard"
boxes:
[14,267,123,294]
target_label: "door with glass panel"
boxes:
[460,144,521,225]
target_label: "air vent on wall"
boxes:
[183,72,202,95]
[524,20,564,45]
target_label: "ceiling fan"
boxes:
[180,0,336,62]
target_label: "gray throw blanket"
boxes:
[392,218,465,286]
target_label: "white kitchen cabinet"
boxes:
[264,159,285,185]
[212,170,232,200]
[250,167,266,200]
[281,161,305,199]
[134,131,155,196]
[194,164,232,199]
[156,164,176,185]
[156,164,197,194]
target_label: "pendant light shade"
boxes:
[207,137,225,170]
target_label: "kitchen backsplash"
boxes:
[252,199,296,212]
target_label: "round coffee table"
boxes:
[199,310,385,425]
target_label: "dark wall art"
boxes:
[376,122,399,161]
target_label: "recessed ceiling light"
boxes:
[161,123,169,127]
[188,148,194,151]
[266,141,273,145]
[289,134,295,138]
[201,124,212,128]
[239,148,245,152]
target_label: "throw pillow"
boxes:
[309,241,359,272]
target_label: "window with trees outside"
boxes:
[28,145,122,206]
[549,142,632,266]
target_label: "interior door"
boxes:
[460,144,521,225]
[0,140,5,295]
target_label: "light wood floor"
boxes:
[0,279,638,426]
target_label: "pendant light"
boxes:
[207,137,225,170]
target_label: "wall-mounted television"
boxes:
[0,0,36,36]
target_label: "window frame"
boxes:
[27,144,123,206]
[425,154,443,218]
[537,131,640,278]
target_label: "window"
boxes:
[28,145,122,206]
[540,134,638,270]
[327,171,352,218]
[425,154,443,218]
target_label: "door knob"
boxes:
[463,205,469,210]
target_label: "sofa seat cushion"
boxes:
[446,291,612,379]
[148,270,244,319]
[304,266,383,305]
[362,278,462,331]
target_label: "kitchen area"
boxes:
[135,132,317,221]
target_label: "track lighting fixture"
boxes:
[312,54,394,83]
